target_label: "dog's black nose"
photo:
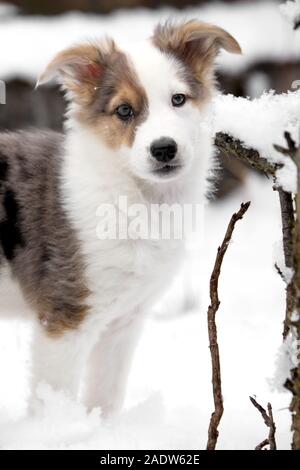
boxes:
[150,137,177,163]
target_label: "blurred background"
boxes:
[0,0,299,197]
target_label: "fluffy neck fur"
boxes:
[62,119,213,210]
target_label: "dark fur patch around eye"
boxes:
[0,189,25,260]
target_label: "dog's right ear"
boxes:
[153,20,241,82]
[37,39,115,104]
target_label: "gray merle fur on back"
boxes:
[0,130,90,335]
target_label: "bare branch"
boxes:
[274,144,296,158]
[250,396,270,426]
[277,188,294,269]
[250,397,277,450]
[289,142,300,449]
[284,131,297,152]
[206,201,251,450]
[275,263,286,282]
[255,439,270,450]
[267,403,277,451]
[273,136,296,340]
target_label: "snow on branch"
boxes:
[213,91,300,340]
[214,116,300,448]
[215,132,278,176]
[214,130,295,330]
[212,90,300,193]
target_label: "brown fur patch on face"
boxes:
[76,51,149,149]
[39,39,115,106]
[153,20,241,101]
[40,40,148,150]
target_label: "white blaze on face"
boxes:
[123,40,204,182]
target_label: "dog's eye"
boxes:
[115,104,134,121]
[171,94,186,107]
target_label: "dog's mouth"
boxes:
[152,163,182,177]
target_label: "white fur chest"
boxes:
[61,129,186,325]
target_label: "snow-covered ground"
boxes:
[0,0,297,452]
[0,174,292,449]
[0,1,299,81]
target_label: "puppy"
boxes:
[0,20,240,415]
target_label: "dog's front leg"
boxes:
[83,314,144,417]
[28,319,99,412]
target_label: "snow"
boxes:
[0,175,292,449]
[0,1,299,81]
[272,331,300,392]
[212,90,300,192]
[291,311,300,321]
[280,0,300,28]
[0,0,297,452]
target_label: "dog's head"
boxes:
[39,20,241,183]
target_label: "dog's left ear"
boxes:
[153,20,241,79]
[37,39,115,104]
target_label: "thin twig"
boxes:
[267,403,277,450]
[206,201,251,450]
[250,397,277,450]
[255,439,270,450]
[275,262,285,282]
[284,131,297,152]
